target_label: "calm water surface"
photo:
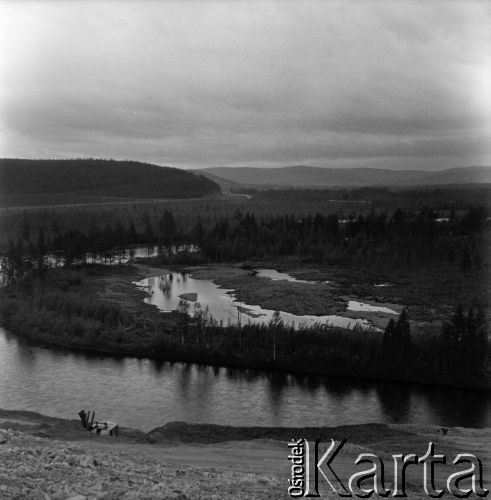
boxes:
[44,244,198,266]
[0,327,489,431]
[135,272,374,330]
[253,268,317,284]
[347,301,399,314]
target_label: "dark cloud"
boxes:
[0,0,489,169]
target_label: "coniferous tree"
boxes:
[476,307,488,370]
[159,210,176,250]
[142,212,154,243]
[127,221,138,244]
[383,310,412,370]
[21,213,30,241]
[460,246,472,273]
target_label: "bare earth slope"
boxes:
[0,410,489,499]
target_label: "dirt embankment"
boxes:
[0,410,283,500]
[1,410,489,499]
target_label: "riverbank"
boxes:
[0,409,489,499]
[0,262,489,389]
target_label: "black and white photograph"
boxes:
[0,0,490,498]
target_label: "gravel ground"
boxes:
[1,413,489,499]
[0,428,285,500]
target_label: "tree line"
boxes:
[2,205,487,286]
[0,268,487,387]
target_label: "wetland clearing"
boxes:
[133,268,394,330]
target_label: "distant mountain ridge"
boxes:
[0,159,220,199]
[198,165,491,188]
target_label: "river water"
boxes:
[0,327,489,431]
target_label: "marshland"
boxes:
[1,169,490,432]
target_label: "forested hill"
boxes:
[0,159,220,200]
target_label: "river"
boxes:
[0,327,489,432]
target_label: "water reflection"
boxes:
[265,371,288,421]
[376,382,412,423]
[254,268,317,284]
[26,245,200,270]
[135,272,374,330]
[348,301,399,314]
[0,327,489,431]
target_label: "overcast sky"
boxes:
[0,0,489,170]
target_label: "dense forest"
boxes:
[197,206,487,266]
[2,185,489,249]
[0,158,220,203]
[1,205,487,280]
[237,186,491,212]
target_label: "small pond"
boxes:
[135,272,374,330]
[253,268,317,284]
[347,301,399,315]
